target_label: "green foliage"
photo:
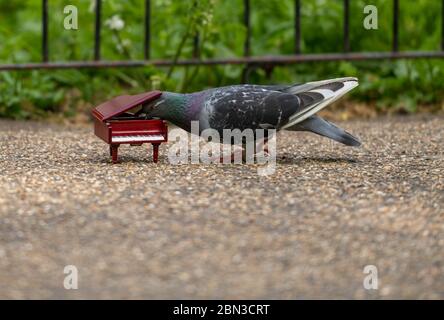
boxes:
[0,0,443,119]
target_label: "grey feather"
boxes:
[281,77,358,95]
[286,115,361,147]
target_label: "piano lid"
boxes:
[92,91,162,122]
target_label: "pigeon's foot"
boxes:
[209,139,271,164]
[256,138,269,154]
[211,149,245,164]
[210,149,271,164]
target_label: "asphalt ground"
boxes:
[0,115,443,299]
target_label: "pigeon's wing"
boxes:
[206,86,301,133]
[203,77,358,134]
[241,84,295,92]
[280,77,357,95]
[246,77,356,95]
[235,78,358,129]
[280,78,359,129]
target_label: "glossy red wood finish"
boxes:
[94,117,112,143]
[92,91,162,122]
[92,91,168,164]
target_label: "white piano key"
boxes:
[112,134,165,143]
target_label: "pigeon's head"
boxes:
[139,99,165,117]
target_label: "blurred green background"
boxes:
[0,0,443,119]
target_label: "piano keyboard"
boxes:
[112,134,165,143]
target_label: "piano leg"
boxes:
[152,143,160,163]
[111,144,119,164]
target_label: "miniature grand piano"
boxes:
[92,91,168,163]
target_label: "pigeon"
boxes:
[139,77,361,149]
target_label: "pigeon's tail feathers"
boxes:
[281,78,358,129]
[286,115,361,147]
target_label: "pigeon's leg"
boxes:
[209,145,244,164]
[217,140,270,164]
[255,138,269,155]
[263,138,269,154]
[225,149,244,164]
[208,140,271,164]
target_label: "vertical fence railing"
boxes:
[294,0,301,54]
[193,33,200,59]
[144,0,151,60]
[243,0,251,57]
[343,0,350,52]
[2,0,444,71]
[42,0,48,62]
[442,0,444,51]
[393,0,399,52]
[94,0,102,61]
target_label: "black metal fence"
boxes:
[1,0,444,74]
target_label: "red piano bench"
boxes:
[92,91,168,164]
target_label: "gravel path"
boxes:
[0,115,443,299]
